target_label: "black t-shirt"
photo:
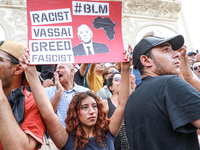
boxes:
[61,131,115,150]
[74,70,84,86]
[124,75,200,150]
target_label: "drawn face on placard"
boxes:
[77,24,93,44]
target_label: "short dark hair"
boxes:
[134,49,153,75]
[0,41,4,46]
[107,72,121,94]
[7,53,19,65]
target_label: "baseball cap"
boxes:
[187,51,196,56]
[0,40,28,86]
[132,35,184,68]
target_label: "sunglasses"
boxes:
[114,77,121,82]
[194,65,200,71]
[97,63,104,65]
[106,70,118,75]
[0,56,18,64]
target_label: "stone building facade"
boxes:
[0,0,191,50]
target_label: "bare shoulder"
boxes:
[101,99,108,106]
[101,99,109,113]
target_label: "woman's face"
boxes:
[105,67,117,79]
[110,74,121,94]
[78,96,98,128]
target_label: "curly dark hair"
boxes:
[65,91,110,150]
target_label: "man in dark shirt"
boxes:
[124,35,200,150]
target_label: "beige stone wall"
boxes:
[121,0,182,48]
[0,0,27,44]
[0,0,183,50]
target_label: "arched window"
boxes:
[136,26,177,43]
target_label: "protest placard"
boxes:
[27,0,125,64]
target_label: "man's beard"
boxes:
[1,73,13,89]
[152,56,179,76]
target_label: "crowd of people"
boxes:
[1,33,200,150]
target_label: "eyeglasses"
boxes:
[194,65,200,71]
[0,56,18,64]
[106,70,118,75]
[113,77,121,82]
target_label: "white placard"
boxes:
[30,8,72,25]
[72,1,109,15]
[31,26,73,39]
[29,39,74,64]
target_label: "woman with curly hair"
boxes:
[63,91,111,150]
[19,47,132,150]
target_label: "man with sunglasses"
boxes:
[0,40,45,150]
[124,35,200,150]
[193,62,200,80]
[187,51,196,71]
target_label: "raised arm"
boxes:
[109,45,132,136]
[130,73,136,91]
[86,63,97,83]
[19,51,68,149]
[0,80,38,150]
[114,62,121,70]
[49,72,64,112]
[88,63,96,74]
[178,45,200,91]
[109,62,131,136]
[79,63,89,77]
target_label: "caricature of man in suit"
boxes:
[72,24,110,57]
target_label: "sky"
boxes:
[180,0,200,52]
